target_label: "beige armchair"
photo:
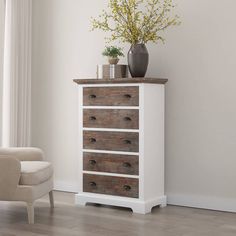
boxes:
[0,147,54,224]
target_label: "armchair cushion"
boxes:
[20,161,53,185]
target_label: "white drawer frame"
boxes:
[75,83,166,214]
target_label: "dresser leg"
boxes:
[132,206,146,214]
[132,196,167,214]
[131,204,152,214]
[160,202,167,208]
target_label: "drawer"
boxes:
[83,86,139,106]
[83,152,139,175]
[83,109,139,129]
[83,174,139,198]
[83,131,139,152]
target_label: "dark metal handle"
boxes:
[89,182,97,187]
[89,160,97,165]
[89,94,97,99]
[124,117,132,121]
[124,94,132,99]
[89,116,97,121]
[90,138,97,143]
[123,162,131,168]
[124,139,132,144]
[123,185,131,191]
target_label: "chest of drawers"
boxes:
[74,78,167,214]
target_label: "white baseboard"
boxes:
[167,194,236,213]
[54,181,78,193]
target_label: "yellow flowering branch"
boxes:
[91,0,180,45]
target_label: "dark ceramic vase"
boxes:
[128,43,149,77]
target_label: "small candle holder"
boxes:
[97,64,128,79]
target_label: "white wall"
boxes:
[32,0,236,211]
[160,0,236,211]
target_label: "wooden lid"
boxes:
[73,78,168,85]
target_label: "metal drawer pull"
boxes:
[124,117,132,121]
[124,139,132,144]
[90,138,97,143]
[89,182,97,187]
[89,116,97,121]
[124,94,132,99]
[123,185,131,191]
[89,160,97,165]
[89,94,97,99]
[123,162,131,168]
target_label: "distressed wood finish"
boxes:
[83,109,139,129]
[83,131,139,152]
[74,77,168,85]
[83,152,139,175]
[83,86,139,106]
[83,174,139,198]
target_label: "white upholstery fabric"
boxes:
[0,148,54,224]
[20,161,53,185]
[0,148,44,161]
[13,177,53,203]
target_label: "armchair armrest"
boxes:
[0,148,44,161]
[0,156,21,200]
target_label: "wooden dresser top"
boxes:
[73,78,168,85]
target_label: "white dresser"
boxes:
[74,78,167,214]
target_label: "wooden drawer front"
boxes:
[83,109,139,129]
[83,86,139,106]
[83,152,139,175]
[83,174,139,198]
[83,131,139,152]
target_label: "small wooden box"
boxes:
[97,64,128,79]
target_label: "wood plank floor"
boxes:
[0,191,236,236]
